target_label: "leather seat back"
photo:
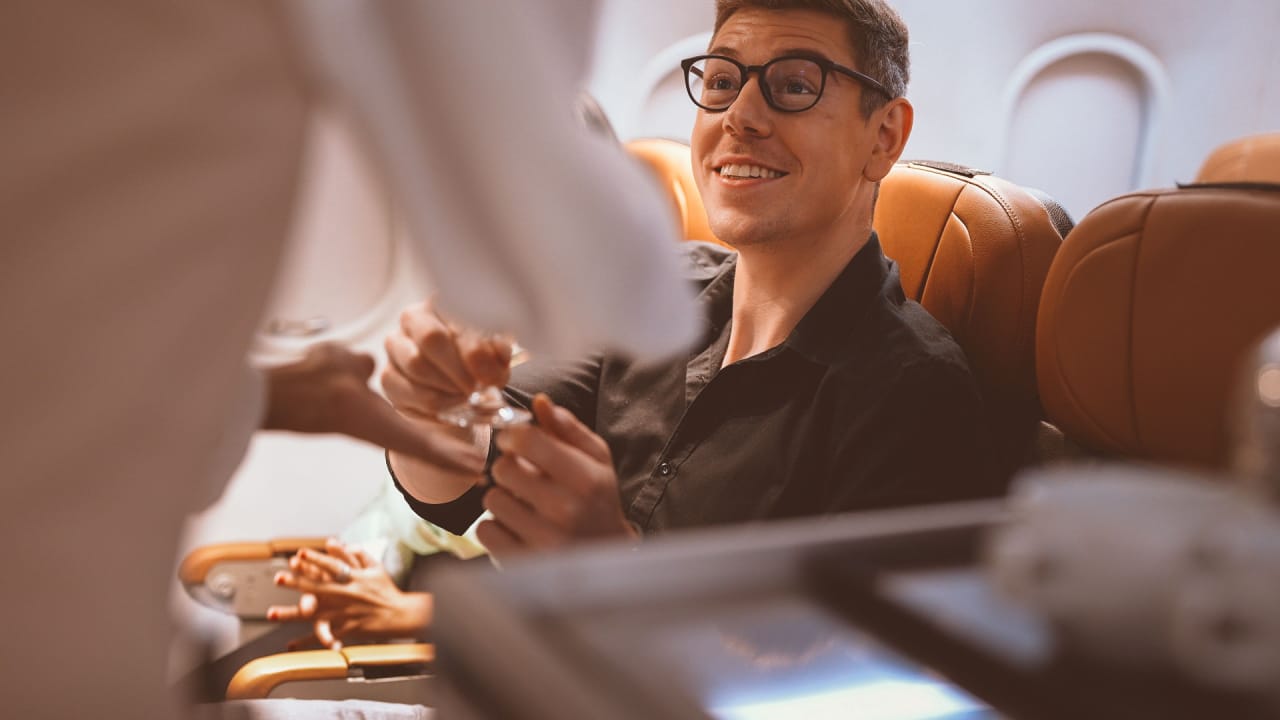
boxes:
[1036,133,1280,469]
[874,161,1067,478]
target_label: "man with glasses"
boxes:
[384,0,995,560]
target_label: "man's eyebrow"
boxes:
[706,46,845,66]
[777,47,838,64]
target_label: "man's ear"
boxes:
[863,97,914,182]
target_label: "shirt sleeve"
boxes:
[504,354,605,430]
[826,358,999,512]
[391,354,604,534]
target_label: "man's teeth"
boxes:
[718,164,783,179]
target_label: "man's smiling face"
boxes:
[691,7,884,249]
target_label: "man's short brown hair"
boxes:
[713,0,909,117]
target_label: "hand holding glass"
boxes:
[436,333,530,429]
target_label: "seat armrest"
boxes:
[227,643,435,701]
[179,537,330,617]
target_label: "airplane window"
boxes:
[1003,40,1158,220]
[254,110,398,361]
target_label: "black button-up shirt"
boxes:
[395,233,995,535]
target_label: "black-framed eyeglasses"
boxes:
[681,54,892,113]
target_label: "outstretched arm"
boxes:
[262,342,488,475]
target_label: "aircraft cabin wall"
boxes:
[590,0,1280,220]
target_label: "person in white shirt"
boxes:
[0,1,694,717]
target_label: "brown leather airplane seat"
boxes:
[874,161,1069,481]
[1036,133,1280,470]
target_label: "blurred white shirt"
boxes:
[0,1,693,717]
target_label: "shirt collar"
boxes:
[693,232,900,366]
[693,246,737,347]
[785,232,900,364]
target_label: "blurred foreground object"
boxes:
[0,1,691,716]
[988,467,1280,707]
[429,498,1271,718]
[1233,327,1280,501]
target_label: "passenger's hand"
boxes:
[263,343,486,474]
[381,298,513,419]
[266,539,433,651]
[477,394,637,562]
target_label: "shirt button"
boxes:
[657,462,674,477]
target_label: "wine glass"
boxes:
[435,337,531,429]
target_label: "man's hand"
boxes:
[477,393,637,561]
[263,343,486,474]
[380,298,512,419]
[379,298,517,500]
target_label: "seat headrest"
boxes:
[1036,176,1280,469]
[1195,133,1280,185]
[624,138,723,246]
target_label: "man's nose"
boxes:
[722,74,773,138]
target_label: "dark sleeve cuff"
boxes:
[386,451,487,536]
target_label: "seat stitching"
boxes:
[1048,216,1150,452]
[944,207,977,339]
[972,176,1030,364]
[1127,195,1158,451]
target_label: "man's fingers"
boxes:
[380,364,462,417]
[532,394,611,463]
[455,332,512,389]
[481,486,568,549]
[383,334,462,396]
[495,421,596,496]
[398,303,476,391]
[490,453,582,530]
[474,518,524,561]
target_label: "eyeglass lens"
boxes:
[687,57,825,112]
